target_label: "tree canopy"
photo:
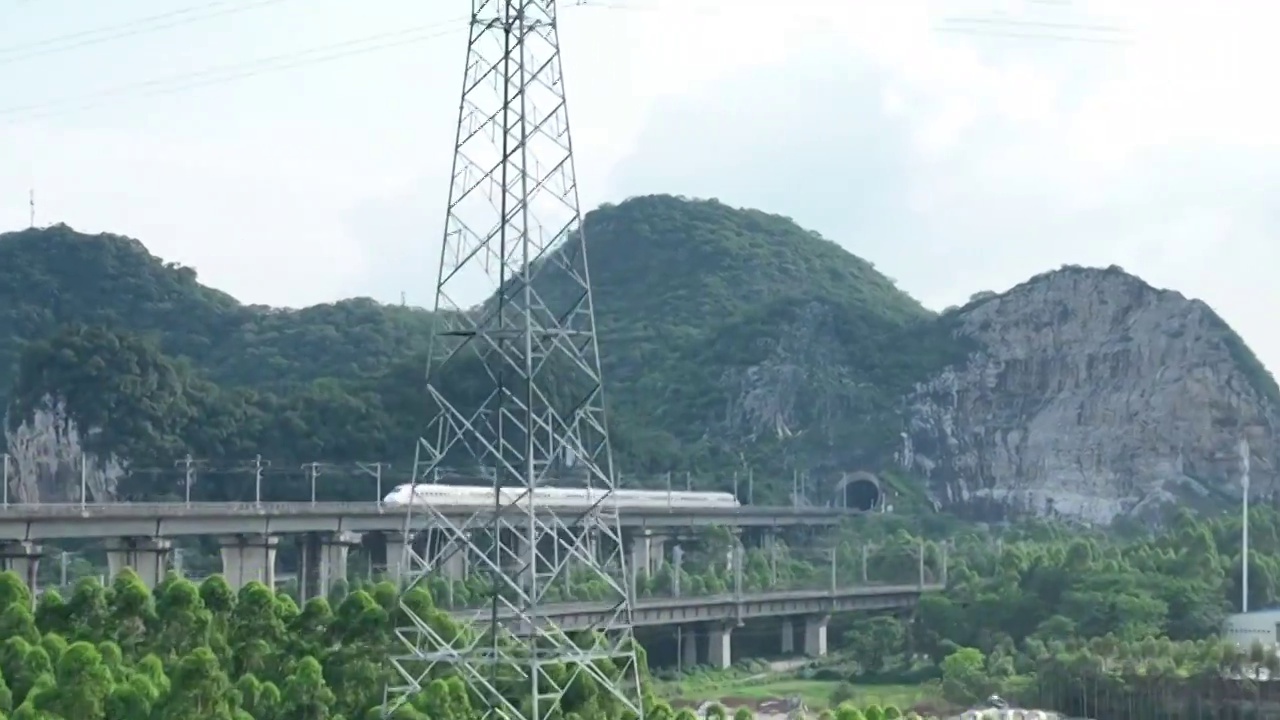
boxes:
[0,569,660,720]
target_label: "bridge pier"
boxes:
[0,541,41,599]
[383,531,410,585]
[706,621,733,669]
[649,534,667,574]
[500,531,533,588]
[781,618,795,654]
[298,531,360,601]
[420,529,468,581]
[680,625,698,667]
[629,531,650,581]
[439,539,467,581]
[803,614,829,657]
[219,534,278,590]
[382,530,471,587]
[106,537,172,588]
[724,531,742,574]
[671,544,684,596]
[627,530,669,580]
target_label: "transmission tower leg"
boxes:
[384,1,643,718]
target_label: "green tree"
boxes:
[844,616,905,674]
[940,647,988,707]
[34,641,113,720]
[159,647,234,720]
[279,656,334,720]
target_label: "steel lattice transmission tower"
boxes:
[384,0,643,719]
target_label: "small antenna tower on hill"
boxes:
[383,0,642,718]
[28,188,35,228]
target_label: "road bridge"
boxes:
[442,584,939,668]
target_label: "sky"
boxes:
[1,0,1279,371]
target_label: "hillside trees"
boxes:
[0,196,969,504]
[6,324,194,460]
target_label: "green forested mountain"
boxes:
[0,225,438,392]
[0,196,961,502]
[5,196,1271,513]
[563,196,966,476]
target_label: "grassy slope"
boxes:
[661,677,936,711]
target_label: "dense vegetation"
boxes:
[0,197,967,503]
[754,507,1280,717]
[8,503,1273,719]
[0,569,659,720]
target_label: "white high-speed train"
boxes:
[381,483,740,510]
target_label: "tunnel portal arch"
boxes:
[835,471,884,512]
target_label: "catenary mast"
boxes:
[383,0,642,718]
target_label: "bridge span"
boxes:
[437,584,938,667]
[0,501,848,542]
[0,502,854,600]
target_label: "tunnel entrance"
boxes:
[841,476,883,512]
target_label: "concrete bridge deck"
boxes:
[446,583,938,633]
[423,583,942,666]
[0,502,850,541]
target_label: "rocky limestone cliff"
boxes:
[905,266,1280,524]
[3,396,125,503]
[720,302,861,443]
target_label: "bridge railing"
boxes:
[415,540,947,613]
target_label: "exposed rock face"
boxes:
[3,396,124,503]
[720,301,857,443]
[905,266,1280,525]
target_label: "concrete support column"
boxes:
[509,533,533,588]
[298,531,360,601]
[383,532,409,585]
[725,531,742,574]
[219,534,278,591]
[648,535,667,575]
[706,622,733,669]
[803,614,829,658]
[629,530,652,580]
[680,625,699,668]
[672,545,683,597]
[781,619,795,654]
[106,537,172,589]
[440,544,467,581]
[0,541,41,599]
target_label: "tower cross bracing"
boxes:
[385,1,643,719]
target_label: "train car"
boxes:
[381,483,740,511]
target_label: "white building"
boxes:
[1223,609,1280,649]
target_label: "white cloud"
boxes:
[2,0,1280,373]
[600,0,1280,373]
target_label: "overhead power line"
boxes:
[936,22,1132,45]
[937,0,1133,46]
[0,19,468,124]
[0,0,627,125]
[0,0,291,65]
